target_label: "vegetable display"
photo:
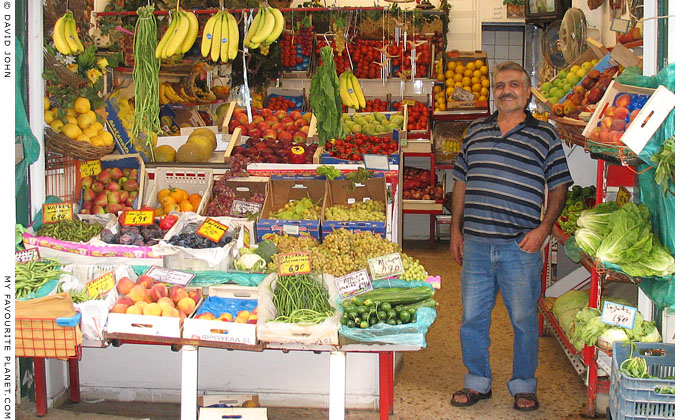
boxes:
[650,135,675,196]
[15,259,67,299]
[272,274,335,325]
[569,306,661,351]
[36,219,103,243]
[310,46,343,146]
[341,287,437,329]
[557,185,596,234]
[325,133,398,161]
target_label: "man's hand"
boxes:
[450,230,464,265]
[518,225,549,253]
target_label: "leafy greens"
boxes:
[310,47,343,147]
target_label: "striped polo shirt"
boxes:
[452,111,572,241]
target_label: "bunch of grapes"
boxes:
[265,234,319,271]
[259,43,270,56]
[325,200,386,222]
[400,254,428,281]
[334,30,346,55]
[223,155,250,177]
[206,171,238,217]
[269,197,322,220]
[247,192,265,203]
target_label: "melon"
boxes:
[176,143,208,163]
[153,145,177,163]
[190,128,217,151]
[185,135,214,160]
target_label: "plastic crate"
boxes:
[45,152,80,204]
[610,342,675,420]
[145,167,214,212]
[16,313,82,358]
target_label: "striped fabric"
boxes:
[452,111,572,240]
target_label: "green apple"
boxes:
[557,69,568,79]
[541,81,553,93]
[548,96,559,104]
[566,73,580,85]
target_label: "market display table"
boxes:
[103,332,421,420]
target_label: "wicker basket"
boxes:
[44,50,90,88]
[44,127,115,160]
[550,115,588,148]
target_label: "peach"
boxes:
[604,106,616,118]
[629,108,641,122]
[135,300,148,310]
[610,130,625,145]
[236,310,250,320]
[613,107,630,120]
[135,275,154,289]
[611,119,627,132]
[169,285,188,304]
[150,283,169,301]
[601,116,614,129]
[126,305,143,315]
[127,285,147,302]
[615,93,631,108]
[177,308,187,321]
[195,312,216,320]
[157,297,175,309]
[117,277,135,295]
[247,314,258,324]
[143,302,162,316]
[234,317,248,324]
[599,128,612,143]
[217,313,233,322]
[187,290,201,304]
[111,303,129,314]
[177,297,196,315]
[116,296,134,307]
[161,306,179,318]
[143,290,154,303]
[590,126,602,142]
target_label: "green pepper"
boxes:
[352,296,363,306]
[360,321,369,329]
[381,302,392,312]
[348,310,358,320]
[395,319,402,325]
[377,310,387,321]
[363,299,374,307]
[354,317,361,325]
[343,300,353,308]
[399,310,411,323]
[407,308,416,317]
[387,310,397,320]
[395,305,403,313]
[386,319,397,326]
[357,305,368,315]
[347,320,355,328]
[341,315,349,324]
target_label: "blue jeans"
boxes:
[460,236,543,396]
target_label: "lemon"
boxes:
[461,77,471,87]
[434,92,444,101]
[481,79,491,88]
[433,85,443,94]
[76,134,91,142]
[447,61,457,71]
[437,96,446,104]
[62,123,82,139]
[473,70,482,79]
[90,136,106,147]
[74,97,91,114]
[90,121,104,132]
[78,111,97,130]
[49,120,64,132]
[466,62,476,71]
[463,86,472,93]
[65,116,78,125]
[444,70,455,80]
[438,103,446,111]
[66,108,77,117]
[474,59,484,68]
[437,74,445,82]
[446,87,455,96]
[480,65,489,75]
[471,76,480,85]
[99,131,114,146]
[44,110,55,124]
[82,126,99,138]
[455,64,466,75]
[464,69,474,78]
[479,95,488,101]
[43,97,50,111]
[480,87,489,96]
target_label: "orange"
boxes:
[189,193,202,210]
[154,207,165,217]
[170,188,188,203]
[179,200,194,212]
[474,59,484,69]
[157,189,172,204]
[160,195,177,208]
[163,202,180,214]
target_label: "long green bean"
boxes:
[272,274,334,325]
[15,259,67,299]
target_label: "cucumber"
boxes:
[357,287,434,306]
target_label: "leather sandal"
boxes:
[450,388,492,407]
[513,393,539,411]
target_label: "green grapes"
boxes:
[325,200,386,222]
[269,197,322,220]
[400,254,429,281]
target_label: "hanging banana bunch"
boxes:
[52,11,84,55]
[338,71,365,110]
[243,4,284,56]
[155,8,199,59]
[200,10,240,62]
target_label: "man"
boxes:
[449,61,572,411]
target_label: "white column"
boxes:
[328,351,346,420]
[180,345,199,420]
[28,0,46,217]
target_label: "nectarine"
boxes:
[177,297,196,315]
[143,302,162,316]
[161,306,179,318]
[157,297,175,309]
[613,107,630,120]
[136,275,154,289]
[217,313,234,322]
[127,285,147,302]
[117,277,135,295]
[187,290,201,305]
[150,283,169,301]
[116,296,134,307]
[111,303,129,314]
[169,285,188,304]
[195,312,216,321]
[615,93,631,108]
[126,305,143,315]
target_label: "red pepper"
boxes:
[288,145,307,164]
[160,214,178,230]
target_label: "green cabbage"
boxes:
[553,290,589,318]
[574,228,604,256]
[576,201,619,234]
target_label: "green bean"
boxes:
[272,274,335,325]
[36,220,102,243]
[15,259,68,299]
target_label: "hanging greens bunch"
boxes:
[651,136,675,196]
[310,46,343,147]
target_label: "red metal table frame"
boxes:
[30,355,81,417]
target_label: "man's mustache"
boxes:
[499,94,517,100]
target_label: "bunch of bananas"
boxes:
[159,82,186,104]
[200,10,240,62]
[243,5,284,56]
[52,11,84,55]
[339,71,366,110]
[155,9,199,59]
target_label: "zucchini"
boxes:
[358,287,434,306]
[400,297,438,312]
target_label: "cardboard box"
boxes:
[182,285,259,345]
[200,176,268,217]
[445,50,490,110]
[80,154,146,211]
[198,394,259,408]
[322,176,387,237]
[257,177,326,241]
[144,167,214,213]
[581,81,675,154]
[320,131,402,165]
[198,407,267,420]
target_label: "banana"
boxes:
[180,10,199,54]
[251,6,274,45]
[200,12,219,57]
[156,13,178,58]
[227,13,239,60]
[165,11,190,58]
[159,84,170,105]
[262,7,284,45]
[346,73,359,110]
[164,83,185,103]
[52,15,71,55]
[350,73,366,109]
[220,12,229,63]
[64,14,83,54]
[210,10,223,61]
[339,73,354,108]
[243,8,263,48]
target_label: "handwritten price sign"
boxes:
[196,218,229,243]
[15,248,40,264]
[616,186,632,207]
[86,271,116,299]
[368,253,404,280]
[230,200,263,217]
[277,252,312,276]
[123,210,154,226]
[79,160,102,178]
[42,203,74,224]
[601,300,637,330]
[334,269,373,300]
[144,266,195,286]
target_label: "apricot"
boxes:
[195,312,216,321]
[613,107,630,120]
[177,297,196,315]
[127,285,147,302]
[116,296,134,307]
[117,277,135,295]
[111,303,129,314]
[150,283,169,301]
[135,275,154,289]
[217,313,233,322]
[126,305,143,315]
[143,302,162,316]
[187,290,201,304]
[161,306,180,318]
[157,297,175,309]
[169,285,188,304]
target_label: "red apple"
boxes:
[253,115,265,124]
[92,181,104,193]
[272,123,284,133]
[97,170,111,185]
[81,176,93,190]
[107,191,120,204]
[81,201,93,211]
[261,108,273,119]
[238,126,249,136]
[257,122,270,132]
[109,167,124,181]
[248,128,262,138]
[289,110,302,121]
[293,131,307,143]
[106,203,122,214]
[299,125,310,134]
[118,190,130,203]
[237,113,249,125]
[265,115,278,126]
[294,118,309,128]
[106,181,121,192]
[92,205,105,214]
[281,117,294,126]
[125,197,136,207]
[123,179,139,192]
[277,130,293,142]
[83,189,96,202]
[287,124,300,134]
[264,129,277,140]
[94,192,108,207]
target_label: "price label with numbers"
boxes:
[144,266,195,286]
[368,253,404,280]
[334,269,373,300]
[42,203,74,224]
[86,271,116,299]
[123,210,154,226]
[601,300,637,330]
[196,218,229,243]
[616,186,631,207]
[277,252,312,276]
[230,200,263,217]
[79,160,102,178]
[15,248,40,264]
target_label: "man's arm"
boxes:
[518,183,568,252]
[450,180,466,264]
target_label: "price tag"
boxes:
[79,160,102,178]
[15,248,40,264]
[86,271,116,299]
[42,203,74,224]
[363,154,390,171]
[616,186,631,207]
[123,210,154,226]
[230,200,263,217]
[334,269,373,300]
[196,218,229,243]
[368,252,404,280]
[277,252,312,276]
[144,266,196,287]
[283,224,300,236]
[601,300,637,330]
